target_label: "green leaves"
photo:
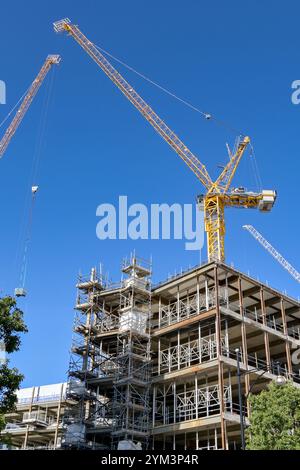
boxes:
[246,382,300,450]
[0,296,27,435]
[0,364,24,414]
[0,296,27,353]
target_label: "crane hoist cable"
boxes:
[102,40,263,189]
[13,64,56,265]
[0,87,30,129]
[54,18,276,262]
[14,64,58,298]
[249,144,263,192]
[31,62,57,184]
[93,42,244,137]
[15,187,39,297]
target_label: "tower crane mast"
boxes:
[54,18,276,262]
[243,225,300,283]
[0,55,61,159]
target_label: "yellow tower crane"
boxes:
[0,54,61,159]
[54,18,276,262]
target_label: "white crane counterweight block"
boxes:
[258,190,277,212]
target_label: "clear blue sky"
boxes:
[0,1,299,387]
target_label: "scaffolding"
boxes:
[3,257,300,450]
[58,258,300,451]
[4,258,300,450]
[62,255,152,450]
[62,267,107,449]
[112,256,152,449]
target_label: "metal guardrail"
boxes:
[152,260,210,289]
[18,394,65,405]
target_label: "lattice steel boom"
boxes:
[54,18,276,262]
[0,55,61,159]
[243,224,300,283]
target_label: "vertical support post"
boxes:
[195,373,198,419]
[24,386,35,449]
[214,265,227,449]
[236,349,245,450]
[260,288,271,368]
[238,277,250,403]
[158,338,161,375]
[152,385,156,428]
[214,427,218,449]
[54,383,64,449]
[177,286,180,323]
[280,298,292,375]
[198,322,202,363]
[197,276,200,312]
[173,382,176,424]
[177,331,180,371]
[205,276,209,310]
[158,296,161,329]
[224,317,229,357]
[225,272,229,308]
[227,368,232,413]
[163,384,166,425]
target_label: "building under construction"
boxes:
[1,383,67,449]
[1,18,299,452]
[58,254,300,450]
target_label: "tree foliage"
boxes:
[246,381,300,450]
[0,296,27,433]
[0,296,27,353]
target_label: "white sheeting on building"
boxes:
[17,382,67,404]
